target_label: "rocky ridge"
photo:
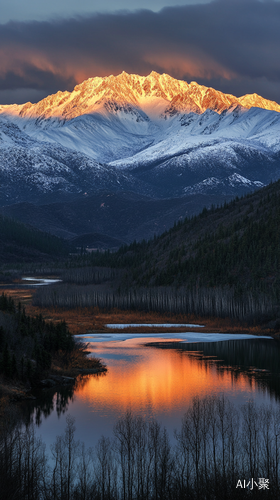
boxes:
[1,71,280,122]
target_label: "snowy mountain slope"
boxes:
[183,174,264,196]
[23,112,158,163]
[0,119,155,205]
[110,106,280,168]
[1,72,280,164]
[106,106,280,197]
[121,146,279,198]
[0,71,279,209]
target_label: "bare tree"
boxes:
[75,443,95,500]
[114,410,137,500]
[241,399,260,478]
[50,415,79,500]
[96,436,117,500]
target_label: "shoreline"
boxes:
[1,287,278,338]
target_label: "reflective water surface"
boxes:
[25,334,280,448]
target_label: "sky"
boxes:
[1,0,280,105]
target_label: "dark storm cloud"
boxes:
[1,0,280,104]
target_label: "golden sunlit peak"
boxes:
[3,71,280,121]
[149,70,160,77]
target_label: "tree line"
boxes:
[1,395,279,499]
[33,284,276,322]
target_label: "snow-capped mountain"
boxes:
[0,120,154,205]
[2,71,280,121]
[0,71,279,211]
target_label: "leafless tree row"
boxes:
[1,396,280,499]
[33,284,275,320]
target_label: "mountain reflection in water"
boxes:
[26,336,279,448]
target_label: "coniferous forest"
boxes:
[0,293,75,381]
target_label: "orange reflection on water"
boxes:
[74,338,253,415]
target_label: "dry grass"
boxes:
[0,288,35,306]
[1,288,273,337]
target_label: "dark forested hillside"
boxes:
[85,179,280,291]
[0,214,69,263]
[53,179,279,323]
[135,189,280,295]
[31,180,280,323]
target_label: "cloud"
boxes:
[0,0,280,103]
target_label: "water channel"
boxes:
[22,330,280,449]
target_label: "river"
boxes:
[22,330,280,449]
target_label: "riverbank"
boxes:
[0,350,106,400]
[50,345,107,377]
[0,289,107,423]
[0,354,107,428]
[1,287,277,338]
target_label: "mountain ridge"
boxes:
[1,71,280,122]
[0,71,279,244]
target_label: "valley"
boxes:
[1,71,280,500]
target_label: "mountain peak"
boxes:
[148,70,160,78]
[1,71,280,122]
